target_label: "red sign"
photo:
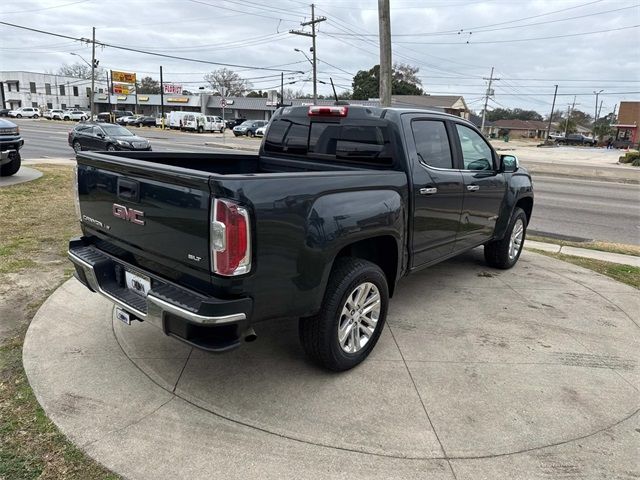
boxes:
[163,84,183,94]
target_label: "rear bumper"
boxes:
[68,238,252,352]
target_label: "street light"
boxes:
[593,89,604,139]
[294,48,313,66]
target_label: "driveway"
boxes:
[23,250,639,479]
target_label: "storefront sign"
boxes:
[167,97,189,103]
[117,95,127,101]
[111,70,136,83]
[113,84,132,95]
[138,96,149,102]
[163,84,183,94]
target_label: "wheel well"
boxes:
[335,236,399,297]
[516,196,533,225]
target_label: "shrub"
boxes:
[632,158,640,167]
[619,151,640,164]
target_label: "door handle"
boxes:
[419,187,438,195]
[467,185,480,192]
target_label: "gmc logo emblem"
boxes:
[112,203,145,225]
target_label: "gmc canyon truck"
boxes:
[68,105,533,371]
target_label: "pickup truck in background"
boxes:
[0,118,23,176]
[68,105,533,371]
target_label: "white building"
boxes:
[0,71,108,111]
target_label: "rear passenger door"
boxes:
[452,123,507,250]
[402,114,464,267]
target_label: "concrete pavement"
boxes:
[0,166,41,187]
[23,250,639,479]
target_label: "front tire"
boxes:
[33,114,39,119]
[16,114,22,118]
[299,257,389,371]
[484,207,527,269]
[0,152,21,176]
[106,144,116,152]
[72,141,82,153]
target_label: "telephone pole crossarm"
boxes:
[289,4,326,105]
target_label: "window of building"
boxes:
[86,87,91,97]
[30,82,36,93]
[75,104,80,108]
[45,83,51,95]
[7,82,19,92]
[73,86,79,96]
[47,102,53,109]
[98,88,104,93]
[61,103,66,109]
[32,102,38,108]
[60,85,65,96]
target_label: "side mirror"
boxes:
[500,154,519,173]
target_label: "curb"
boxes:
[204,142,258,152]
[523,162,639,184]
[525,240,640,267]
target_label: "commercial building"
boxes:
[613,101,640,147]
[0,71,108,110]
[92,92,466,121]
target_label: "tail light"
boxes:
[308,105,348,117]
[210,198,251,276]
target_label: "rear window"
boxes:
[264,119,392,166]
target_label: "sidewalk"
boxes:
[525,240,640,267]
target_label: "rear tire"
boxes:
[299,257,389,371]
[484,207,527,269]
[0,152,21,177]
[198,126,204,133]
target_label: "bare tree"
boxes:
[280,87,306,99]
[58,62,104,80]
[392,63,422,87]
[204,68,252,96]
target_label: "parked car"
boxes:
[9,107,41,118]
[62,110,88,121]
[0,109,11,117]
[131,116,157,127]
[181,113,226,133]
[44,109,65,120]
[255,124,268,137]
[68,105,533,371]
[0,118,24,176]
[233,120,267,137]
[555,134,597,146]
[207,116,225,133]
[68,122,152,153]
[225,118,246,129]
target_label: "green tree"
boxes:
[557,118,577,134]
[570,109,592,127]
[486,107,543,122]
[137,76,160,94]
[246,90,268,98]
[352,64,423,100]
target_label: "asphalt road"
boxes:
[10,118,640,245]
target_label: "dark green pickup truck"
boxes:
[68,105,533,371]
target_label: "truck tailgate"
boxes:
[77,154,212,289]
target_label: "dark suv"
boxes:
[233,120,267,137]
[68,122,151,153]
[0,118,23,176]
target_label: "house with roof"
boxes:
[390,95,470,119]
[487,119,554,139]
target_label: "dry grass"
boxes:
[531,250,640,289]
[528,235,640,257]
[0,164,117,479]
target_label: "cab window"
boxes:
[410,120,453,169]
[455,124,494,171]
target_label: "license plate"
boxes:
[125,270,151,297]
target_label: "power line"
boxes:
[0,21,305,73]
[394,25,640,45]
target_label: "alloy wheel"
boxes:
[508,218,524,260]
[338,282,381,354]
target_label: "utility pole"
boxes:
[593,89,603,137]
[289,4,326,105]
[280,72,284,107]
[378,0,392,107]
[159,65,164,125]
[480,67,499,134]
[90,26,96,118]
[564,96,578,138]
[546,84,558,142]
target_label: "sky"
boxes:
[1,0,639,116]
